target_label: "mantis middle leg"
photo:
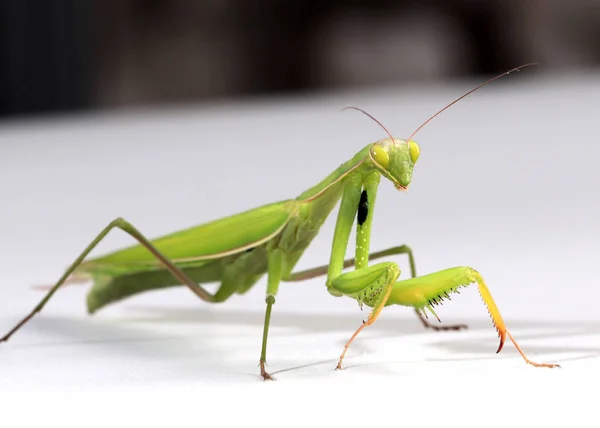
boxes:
[257,247,285,381]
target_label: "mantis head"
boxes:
[369,138,420,191]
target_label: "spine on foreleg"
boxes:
[387,266,508,350]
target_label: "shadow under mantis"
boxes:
[6,303,599,380]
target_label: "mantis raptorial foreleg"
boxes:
[330,262,560,369]
[321,172,475,370]
[387,267,560,368]
[323,172,396,369]
[284,245,468,331]
[0,217,216,343]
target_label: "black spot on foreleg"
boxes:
[357,190,369,226]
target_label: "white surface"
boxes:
[1,71,600,424]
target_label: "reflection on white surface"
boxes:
[1,299,596,385]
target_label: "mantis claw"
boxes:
[506,331,560,368]
[259,361,275,381]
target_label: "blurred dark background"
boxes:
[1,0,599,118]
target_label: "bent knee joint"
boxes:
[387,264,401,280]
[112,217,128,227]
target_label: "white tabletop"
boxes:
[1,71,599,425]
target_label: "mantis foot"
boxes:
[416,309,468,331]
[506,331,561,369]
[260,361,275,381]
[525,360,560,369]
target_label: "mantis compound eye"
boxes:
[408,140,420,164]
[371,144,389,169]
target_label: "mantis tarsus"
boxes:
[1,63,560,380]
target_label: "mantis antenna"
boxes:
[342,63,538,145]
[342,106,395,142]
[407,62,539,142]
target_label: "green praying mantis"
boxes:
[1,63,560,380]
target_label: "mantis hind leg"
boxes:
[0,217,215,343]
[284,244,467,331]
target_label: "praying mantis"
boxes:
[1,64,560,380]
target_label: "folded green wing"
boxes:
[81,200,297,272]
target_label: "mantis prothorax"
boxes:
[1,63,560,380]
